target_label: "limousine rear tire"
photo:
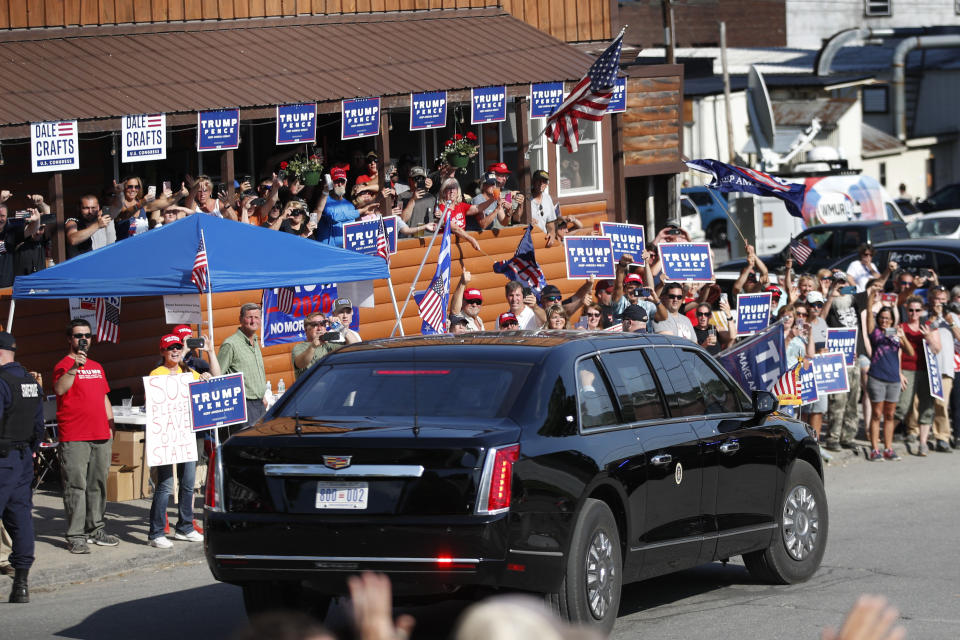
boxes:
[743,460,827,584]
[547,499,622,635]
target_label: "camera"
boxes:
[640,288,652,297]
[522,286,533,298]
[239,175,252,186]
[947,301,960,315]
[251,198,267,207]
[186,337,205,350]
[414,175,427,191]
[319,330,344,343]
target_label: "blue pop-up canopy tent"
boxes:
[9,214,399,333]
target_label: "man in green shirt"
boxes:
[217,303,267,432]
[291,311,342,379]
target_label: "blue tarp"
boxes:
[12,214,390,299]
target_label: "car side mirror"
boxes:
[752,389,778,418]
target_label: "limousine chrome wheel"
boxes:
[585,529,616,619]
[743,460,828,585]
[782,484,819,560]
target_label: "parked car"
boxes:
[716,220,910,278]
[917,183,960,213]
[827,237,960,291]
[204,332,828,634]
[906,210,960,240]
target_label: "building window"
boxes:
[556,119,602,196]
[956,0,960,14]
[862,86,889,113]
[864,1,891,16]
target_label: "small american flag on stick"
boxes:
[772,363,801,406]
[191,234,210,293]
[95,297,121,343]
[790,236,812,266]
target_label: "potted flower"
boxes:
[443,132,479,168]
[283,154,324,186]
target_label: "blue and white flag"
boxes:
[415,213,451,334]
[530,82,564,119]
[658,242,713,282]
[826,328,858,368]
[342,97,381,139]
[564,236,615,280]
[276,103,317,145]
[410,91,447,130]
[493,226,547,299]
[471,86,507,124]
[606,77,626,113]
[812,352,849,395]
[736,293,772,335]
[685,158,805,218]
[716,322,785,393]
[925,341,944,401]
[197,109,240,151]
[599,222,645,263]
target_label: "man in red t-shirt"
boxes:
[53,319,117,554]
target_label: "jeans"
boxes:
[60,438,112,540]
[148,461,196,540]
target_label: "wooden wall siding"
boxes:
[622,75,682,167]
[0,209,607,398]
[0,0,610,41]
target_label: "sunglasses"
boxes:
[72,332,92,339]
[304,321,325,328]
[544,295,562,302]
[908,308,923,313]
[796,312,808,317]
[820,277,831,281]
[465,299,482,305]
[810,302,824,308]
[665,294,683,300]
[501,322,519,328]
[125,184,141,190]
[598,288,614,295]
[861,252,874,257]
[696,312,711,317]
[165,345,184,351]
[586,312,601,318]
[333,179,347,185]
[899,281,914,286]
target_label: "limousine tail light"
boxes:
[205,445,224,513]
[477,444,520,515]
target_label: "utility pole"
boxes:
[720,21,736,163]
[662,1,676,64]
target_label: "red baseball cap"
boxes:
[464,288,483,303]
[172,324,192,340]
[159,334,184,351]
[624,274,643,286]
[498,312,519,327]
[595,279,614,293]
[331,167,348,182]
[487,162,511,174]
[765,284,783,299]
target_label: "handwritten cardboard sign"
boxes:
[143,373,199,467]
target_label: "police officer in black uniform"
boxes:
[0,331,43,603]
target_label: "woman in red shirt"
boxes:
[896,295,941,456]
[434,179,481,252]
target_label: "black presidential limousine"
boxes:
[204,332,827,634]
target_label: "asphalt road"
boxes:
[3,451,957,640]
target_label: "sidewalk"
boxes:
[21,488,206,592]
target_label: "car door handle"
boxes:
[720,441,740,454]
[650,453,672,466]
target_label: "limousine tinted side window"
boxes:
[644,347,704,418]
[677,349,741,414]
[599,350,666,422]
[576,358,619,429]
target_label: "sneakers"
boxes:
[869,449,884,461]
[173,530,204,542]
[87,530,119,546]
[917,442,929,457]
[149,536,173,549]
[883,448,901,461]
[825,441,843,452]
[935,440,953,453]
[67,538,90,554]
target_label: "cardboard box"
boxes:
[111,430,144,467]
[107,464,137,502]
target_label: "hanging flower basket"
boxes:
[446,152,470,168]
[442,132,478,169]
[300,170,322,186]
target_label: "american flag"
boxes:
[191,234,209,293]
[492,225,547,299]
[790,236,812,266]
[95,296,121,343]
[771,362,801,406]
[415,212,451,334]
[277,287,295,314]
[685,159,806,218]
[57,121,75,137]
[545,29,624,153]
[376,216,390,263]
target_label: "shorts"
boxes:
[806,395,828,414]
[858,354,871,370]
[867,375,901,404]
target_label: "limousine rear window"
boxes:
[279,362,530,419]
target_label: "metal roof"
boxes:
[772,97,856,128]
[0,8,592,129]
[862,122,906,157]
